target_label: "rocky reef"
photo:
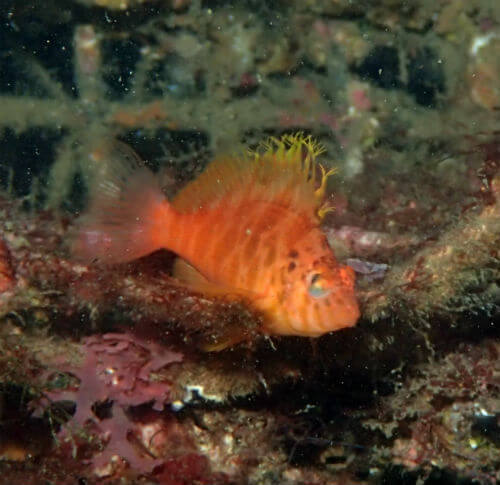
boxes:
[0,0,499,484]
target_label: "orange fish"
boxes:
[73,134,360,339]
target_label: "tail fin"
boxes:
[72,141,170,265]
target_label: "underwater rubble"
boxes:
[1,0,500,484]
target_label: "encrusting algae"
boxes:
[73,133,360,342]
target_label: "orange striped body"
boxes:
[167,201,299,288]
[74,134,360,338]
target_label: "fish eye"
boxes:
[307,272,332,299]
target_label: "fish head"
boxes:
[264,235,360,337]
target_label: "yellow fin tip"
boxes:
[315,164,338,201]
[256,132,326,161]
[318,203,335,220]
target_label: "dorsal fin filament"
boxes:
[315,164,338,202]
[253,132,327,186]
[317,202,335,220]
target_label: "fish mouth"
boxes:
[316,286,360,332]
[331,294,360,329]
[336,305,360,329]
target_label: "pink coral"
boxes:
[43,333,183,474]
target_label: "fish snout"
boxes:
[329,265,360,328]
[328,288,360,329]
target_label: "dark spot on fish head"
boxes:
[288,249,299,259]
[288,261,296,272]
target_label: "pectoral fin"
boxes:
[172,258,257,300]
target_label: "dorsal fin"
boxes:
[171,133,333,217]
